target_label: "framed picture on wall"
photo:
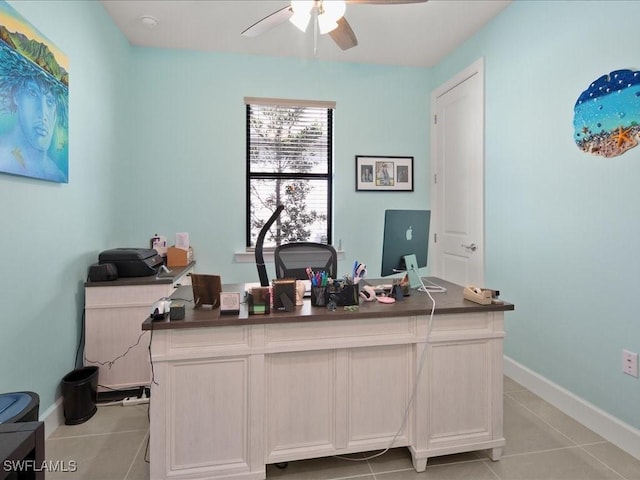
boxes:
[0,2,69,183]
[355,155,413,192]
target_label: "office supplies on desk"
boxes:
[167,245,193,267]
[353,262,367,284]
[150,234,168,257]
[150,298,171,320]
[327,279,359,307]
[359,285,377,302]
[307,268,328,287]
[175,232,190,250]
[310,286,327,307]
[463,285,493,305]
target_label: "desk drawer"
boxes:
[264,316,418,351]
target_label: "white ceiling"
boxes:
[99,0,511,68]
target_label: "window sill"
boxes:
[235,249,345,264]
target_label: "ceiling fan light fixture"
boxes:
[317,15,337,34]
[290,0,313,32]
[290,11,311,32]
[318,0,346,34]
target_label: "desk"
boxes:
[0,422,44,480]
[143,278,513,480]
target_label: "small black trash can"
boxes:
[61,366,99,425]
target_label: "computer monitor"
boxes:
[381,209,431,278]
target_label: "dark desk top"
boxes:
[0,422,44,480]
[84,262,195,287]
[142,277,513,331]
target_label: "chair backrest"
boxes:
[274,242,337,280]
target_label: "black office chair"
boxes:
[274,242,337,280]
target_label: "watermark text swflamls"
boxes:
[3,459,78,473]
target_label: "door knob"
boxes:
[461,243,477,252]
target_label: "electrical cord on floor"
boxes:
[334,273,436,463]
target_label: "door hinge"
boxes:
[434,114,437,124]
[434,233,437,243]
[434,173,437,184]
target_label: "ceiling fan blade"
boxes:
[329,17,358,50]
[241,5,293,37]
[346,0,427,4]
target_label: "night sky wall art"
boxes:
[573,69,640,158]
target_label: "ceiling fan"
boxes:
[241,0,427,51]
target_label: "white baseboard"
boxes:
[504,356,640,461]
[40,396,64,438]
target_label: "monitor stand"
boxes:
[402,254,448,293]
[402,254,422,289]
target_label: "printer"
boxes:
[98,248,164,277]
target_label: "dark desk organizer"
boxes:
[311,280,359,307]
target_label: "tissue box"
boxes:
[167,246,193,267]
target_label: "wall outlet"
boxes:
[622,349,639,378]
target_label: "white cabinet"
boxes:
[410,312,505,471]
[84,264,193,392]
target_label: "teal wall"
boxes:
[114,49,431,282]
[0,0,130,412]
[1,0,638,436]
[432,0,640,428]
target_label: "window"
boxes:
[245,97,334,249]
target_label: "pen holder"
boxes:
[310,286,327,307]
[327,281,359,307]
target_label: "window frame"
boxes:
[245,97,334,249]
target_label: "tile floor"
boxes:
[44,376,640,480]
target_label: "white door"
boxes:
[430,58,485,286]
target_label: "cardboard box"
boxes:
[167,246,193,267]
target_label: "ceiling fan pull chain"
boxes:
[313,10,318,56]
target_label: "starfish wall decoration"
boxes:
[573,69,640,158]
